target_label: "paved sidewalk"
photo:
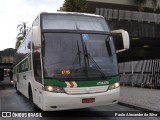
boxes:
[119,86,160,111]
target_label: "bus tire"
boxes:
[28,85,40,111]
[15,84,21,95]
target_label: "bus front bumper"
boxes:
[42,87,119,111]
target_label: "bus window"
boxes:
[32,41,42,83]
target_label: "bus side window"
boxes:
[32,42,42,83]
[33,17,39,26]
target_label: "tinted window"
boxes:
[14,29,32,65]
[43,33,118,80]
[33,17,39,26]
[32,34,42,83]
[43,33,84,79]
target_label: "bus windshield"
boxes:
[42,33,118,80]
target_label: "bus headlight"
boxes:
[10,80,14,84]
[108,82,120,90]
[44,86,65,93]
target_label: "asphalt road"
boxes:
[0,77,159,120]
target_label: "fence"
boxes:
[119,59,160,88]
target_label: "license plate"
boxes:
[82,98,95,103]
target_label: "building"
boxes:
[85,0,160,88]
[58,1,160,88]
[87,0,160,13]
[0,48,16,63]
[0,48,16,77]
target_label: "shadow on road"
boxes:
[0,76,13,90]
[0,84,5,90]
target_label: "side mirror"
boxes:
[111,29,130,53]
[32,26,41,49]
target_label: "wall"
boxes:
[1,56,14,63]
[87,0,160,8]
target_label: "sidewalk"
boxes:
[119,86,160,111]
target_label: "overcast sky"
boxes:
[0,0,64,51]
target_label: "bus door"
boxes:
[32,26,43,108]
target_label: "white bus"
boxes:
[13,12,129,111]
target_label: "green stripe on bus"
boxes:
[76,76,120,87]
[44,76,120,87]
[44,79,67,87]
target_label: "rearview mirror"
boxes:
[111,29,130,53]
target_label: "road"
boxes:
[0,77,159,120]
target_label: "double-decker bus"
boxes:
[13,12,129,111]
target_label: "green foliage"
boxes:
[135,0,147,11]
[157,3,160,13]
[152,0,157,12]
[15,36,23,49]
[62,0,87,12]
[15,22,28,49]
[135,0,146,4]
[17,22,28,38]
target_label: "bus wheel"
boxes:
[15,84,21,95]
[28,86,40,111]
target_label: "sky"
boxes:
[0,0,64,51]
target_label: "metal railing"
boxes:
[119,59,160,88]
[96,8,160,24]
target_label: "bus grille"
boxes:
[64,86,108,95]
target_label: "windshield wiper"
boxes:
[83,42,107,79]
[42,33,46,56]
[77,40,81,66]
[105,36,112,56]
[64,40,82,80]
[69,40,82,66]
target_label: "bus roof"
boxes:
[38,12,104,18]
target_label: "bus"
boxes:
[13,12,129,111]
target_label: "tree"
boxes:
[135,0,147,11]
[157,4,160,13]
[15,36,23,49]
[15,22,28,49]
[62,0,87,12]
[17,22,28,38]
[152,0,157,12]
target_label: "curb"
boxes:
[118,102,160,113]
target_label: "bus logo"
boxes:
[21,61,28,71]
[97,81,109,86]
